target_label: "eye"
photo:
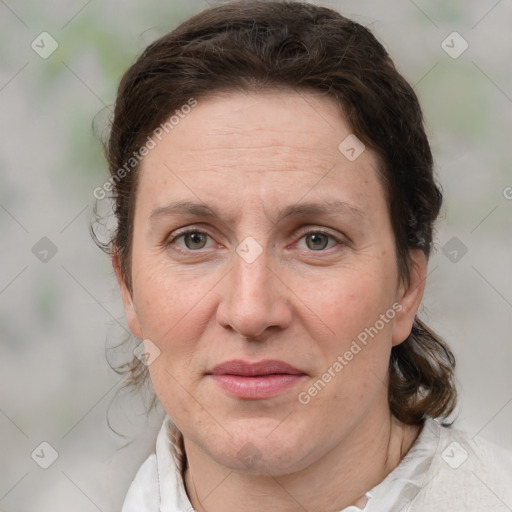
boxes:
[168,230,214,251]
[297,230,340,251]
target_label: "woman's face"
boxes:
[116,89,425,475]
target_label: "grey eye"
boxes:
[305,233,330,250]
[183,232,209,250]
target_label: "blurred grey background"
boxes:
[0,1,511,511]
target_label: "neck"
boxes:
[182,409,421,512]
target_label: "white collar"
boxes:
[124,416,441,512]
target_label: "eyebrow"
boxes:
[149,199,365,224]
[279,200,365,220]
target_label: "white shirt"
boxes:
[122,416,512,511]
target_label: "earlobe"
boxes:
[112,251,143,340]
[391,250,428,347]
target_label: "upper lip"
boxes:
[209,359,305,376]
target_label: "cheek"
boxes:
[130,264,218,396]
[294,263,397,339]
[148,359,201,437]
[291,260,397,395]
[132,257,216,335]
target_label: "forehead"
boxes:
[136,89,386,218]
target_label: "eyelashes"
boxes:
[166,227,346,255]
[171,230,213,251]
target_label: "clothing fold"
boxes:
[122,416,512,512]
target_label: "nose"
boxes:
[216,246,293,342]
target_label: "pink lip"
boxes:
[208,359,306,399]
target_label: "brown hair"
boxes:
[95,0,456,425]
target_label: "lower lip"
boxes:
[210,374,306,399]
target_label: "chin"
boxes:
[205,418,312,476]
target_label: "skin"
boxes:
[114,89,427,512]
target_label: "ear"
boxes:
[112,250,143,340]
[391,249,428,347]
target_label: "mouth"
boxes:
[207,359,307,399]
